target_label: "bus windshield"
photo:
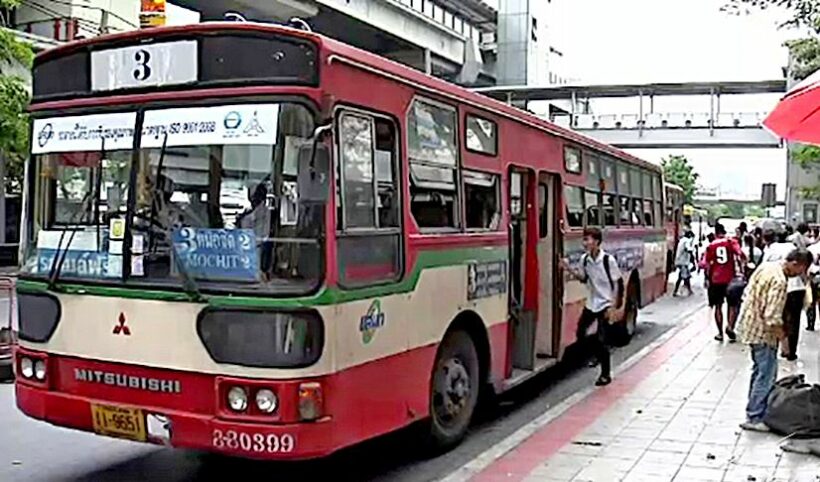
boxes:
[21,102,323,295]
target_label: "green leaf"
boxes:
[661,154,700,204]
[0,28,33,67]
[0,75,30,194]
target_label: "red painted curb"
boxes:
[472,311,709,481]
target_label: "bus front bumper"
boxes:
[16,380,336,460]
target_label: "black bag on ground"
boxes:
[763,374,820,438]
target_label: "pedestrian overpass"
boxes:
[475,80,788,149]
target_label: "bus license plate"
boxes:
[91,404,146,442]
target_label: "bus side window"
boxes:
[336,110,401,287]
[584,189,601,227]
[407,98,459,230]
[564,185,584,228]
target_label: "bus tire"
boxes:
[0,363,11,382]
[424,329,480,453]
[612,281,639,346]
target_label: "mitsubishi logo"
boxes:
[113,312,131,336]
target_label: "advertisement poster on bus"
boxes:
[171,227,258,281]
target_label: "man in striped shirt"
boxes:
[738,248,813,432]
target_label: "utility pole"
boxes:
[100,9,110,35]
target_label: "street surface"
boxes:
[0,285,705,482]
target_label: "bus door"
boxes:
[508,168,538,371]
[535,172,560,359]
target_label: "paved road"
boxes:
[0,287,706,482]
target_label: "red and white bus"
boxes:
[15,22,669,459]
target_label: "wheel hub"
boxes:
[437,358,471,420]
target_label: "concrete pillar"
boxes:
[497,0,551,86]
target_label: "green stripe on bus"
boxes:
[16,245,508,308]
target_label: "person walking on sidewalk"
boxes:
[561,227,625,387]
[705,223,745,342]
[738,248,812,432]
[673,231,695,297]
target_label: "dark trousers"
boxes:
[784,290,804,356]
[807,281,820,330]
[577,308,611,378]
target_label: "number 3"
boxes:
[716,246,728,264]
[133,50,152,81]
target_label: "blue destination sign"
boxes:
[37,249,114,278]
[171,228,258,281]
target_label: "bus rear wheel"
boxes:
[425,330,479,452]
[612,284,639,346]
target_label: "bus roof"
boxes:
[34,21,660,173]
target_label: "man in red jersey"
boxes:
[706,223,745,341]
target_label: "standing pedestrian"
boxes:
[705,223,745,342]
[806,245,820,331]
[561,227,625,387]
[738,248,813,432]
[673,231,695,297]
[788,223,810,249]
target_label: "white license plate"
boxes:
[91,41,198,92]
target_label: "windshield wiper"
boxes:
[48,141,106,290]
[148,133,168,253]
[170,239,204,302]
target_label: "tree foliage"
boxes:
[0,0,33,195]
[722,0,820,33]
[723,1,820,80]
[661,155,699,204]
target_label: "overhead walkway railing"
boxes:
[475,80,788,149]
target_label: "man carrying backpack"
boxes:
[561,227,625,387]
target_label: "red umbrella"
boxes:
[764,69,820,144]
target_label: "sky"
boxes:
[487,0,801,201]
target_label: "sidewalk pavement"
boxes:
[468,301,820,482]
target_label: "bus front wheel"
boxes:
[425,330,480,452]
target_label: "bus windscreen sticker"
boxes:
[141,104,279,148]
[467,261,508,300]
[171,227,258,281]
[32,112,137,155]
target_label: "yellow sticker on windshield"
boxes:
[110,218,125,240]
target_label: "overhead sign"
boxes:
[171,227,258,281]
[761,183,777,208]
[140,0,166,29]
[141,104,280,148]
[91,40,197,92]
[31,112,137,154]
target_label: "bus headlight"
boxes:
[34,360,46,380]
[19,357,34,379]
[198,309,324,368]
[255,389,278,414]
[227,387,248,412]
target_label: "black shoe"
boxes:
[595,375,612,386]
[808,325,815,332]
[726,329,737,342]
[714,334,724,342]
[787,354,798,361]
